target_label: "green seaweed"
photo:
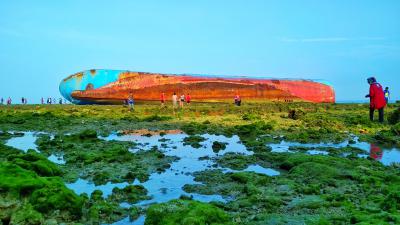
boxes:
[211,141,227,153]
[145,199,232,225]
[183,135,206,148]
[109,185,151,204]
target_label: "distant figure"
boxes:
[59,98,63,104]
[172,93,178,108]
[53,98,56,104]
[24,98,27,104]
[160,92,166,107]
[21,97,25,104]
[128,93,134,111]
[234,94,241,106]
[365,77,386,123]
[0,97,3,104]
[179,94,185,108]
[7,97,12,105]
[384,87,390,103]
[41,97,44,104]
[47,97,52,104]
[186,94,191,105]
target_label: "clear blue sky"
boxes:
[0,0,399,103]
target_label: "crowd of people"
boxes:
[126,92,241,111]
[125,92,241,113]
[0,97,67,105]
[0,97,13,105]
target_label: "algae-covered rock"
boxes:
[145,199,231,225]
[128,206,141,221]
[183,135,206,148]
[109,185,151,204]
[287,109,305,120]
[287,195,326,209]
[11,150,62,177]
[388,107,400,125]
[9,204,43,225]
[77,129,98,139]
[211,141,227,153]
[0,161,84,223]
[289,162,341,185]
[0,162,46,195]
[216,153,256,170]
[78,188,130,224]
[29,177,83,218]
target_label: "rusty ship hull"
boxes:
[59,69,335,104]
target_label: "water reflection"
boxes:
[369,144,383,160]
[270,139,400,166]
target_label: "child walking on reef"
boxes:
[365,77,386,123]
[384,87,390,103]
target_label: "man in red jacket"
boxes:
[365,77,386,123]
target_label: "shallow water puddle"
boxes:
[48,154,66,164]
[97,132,250,206]
[270,140,400,166]
[101,133,249,225]
[307,150,329,155]
[5,132,38,152]
[243,164,280,176]
[6,132,66,164]
[112,215,146,225]
[223,164,281,176]
[66,178,131,198]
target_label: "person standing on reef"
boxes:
[128,93,134,111]
[365,77,386,123]
[7,97,12,105]
[179,94,185,108]
[0,97,3,105]
[384,87,390,103]
[234,94,241,106]
[172,92,178,108]
[186,93,191,105]
[160,92,166,107]
[59,98,63,104]
[41,97,44,104]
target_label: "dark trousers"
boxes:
[370,107,384,123]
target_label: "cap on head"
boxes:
[367,77,376,84]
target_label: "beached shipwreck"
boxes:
[59,69,335,104]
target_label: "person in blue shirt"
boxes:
[384,87,390,103]
[128,93,135,111]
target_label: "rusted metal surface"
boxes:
[59,69,335,104]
